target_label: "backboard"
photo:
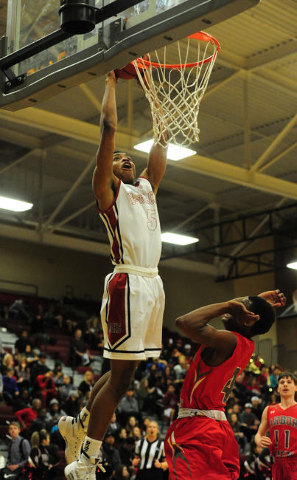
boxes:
[0,0,260,111]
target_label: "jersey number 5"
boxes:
[221,367,241,403]
[147,208,157,231]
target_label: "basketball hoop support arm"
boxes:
[0,0,144,91]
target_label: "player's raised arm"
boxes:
[255,406,272,448]
[92,71,119,211]
[175,300,259,355]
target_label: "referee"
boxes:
[132,421,168,479]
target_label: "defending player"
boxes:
[255,371,297,480]
[164,290,286,480]
[61,70,168,480]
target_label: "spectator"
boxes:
[15,330,33,355]
[114,463,130,480]
[15,398,42,432]
[8,299,29,322]
[258,365,270,387]
[228,412,246,454]
[63,389,82,417]
[118,437,135,472]
[69,328,93,367]
[2,368,19,405]
[234,371,250,405]
[0,421,30,480]
[246,375,262,397]
[13,388,31,412]
[35,371,57,407]
[118,428,128,445]
[269,366,281,390]
[23,344,39,365]
[173,355,188,381]
[251,396,263,420]
[43,304,63,329]
[58,375,73,404]
[52,361,64,387]
[78,370,94,399]
[243,440,265,479]
[142,382,164,417]
[27,408,50,438]
[146,358,166,374]
[135,378,150,411]
[125,416,139,437]
[102,432,122,473]
[118,386,140,424]
[240,402,260,442]
[162,384,178,424]
[30,353,49,379]
[1,353,15,375]
[27,429,60,480]
[106,412,121,439]
[46,398,67,431]
[14,356,31,391]
[131,427,142,442]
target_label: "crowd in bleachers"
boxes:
[0,294,294,480]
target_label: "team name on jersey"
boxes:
[128,191,155,206]
[270,416,297,428]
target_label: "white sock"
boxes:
[81,436,102,459]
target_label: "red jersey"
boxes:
[267,403,297,461]
[179,332,254,411]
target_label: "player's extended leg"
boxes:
[58,370,111,464]
[65,358,139,480]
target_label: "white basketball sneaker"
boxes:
[65,450,105,480]
[58,413,88,464]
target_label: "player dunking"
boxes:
[164,290,286,480]
[60,70,168,480]
[255,371,297,480]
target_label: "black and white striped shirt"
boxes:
[135,437,165,470]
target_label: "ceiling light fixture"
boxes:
[161,232,199,246]
[134,140,196,161]
[287,261,297,270]
[0,196,33,212]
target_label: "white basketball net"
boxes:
[133,34,219,147]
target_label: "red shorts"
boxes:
[165,416,240,480]
[272,459,297,480]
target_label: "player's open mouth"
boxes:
[122,162,132,170]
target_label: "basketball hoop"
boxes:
[132,31,220,148]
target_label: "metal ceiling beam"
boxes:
[49,200,95,233]
[173,203,215,232]
[0,126,41,149]
[178,154,297,201]
[0,107,296,201]
[0,108,138,149]
[220,198,287,271]
[42,156,95,231]
[246,41,297,72]
[216,54,297,99]
[0,148,41,175]
[259,141,297,173]
[79,84,102,112]
[251,114,297,172]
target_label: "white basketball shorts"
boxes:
[100,271,165,360]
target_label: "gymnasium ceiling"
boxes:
[0,0,296,281]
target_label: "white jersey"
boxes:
[98,177,161,268]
